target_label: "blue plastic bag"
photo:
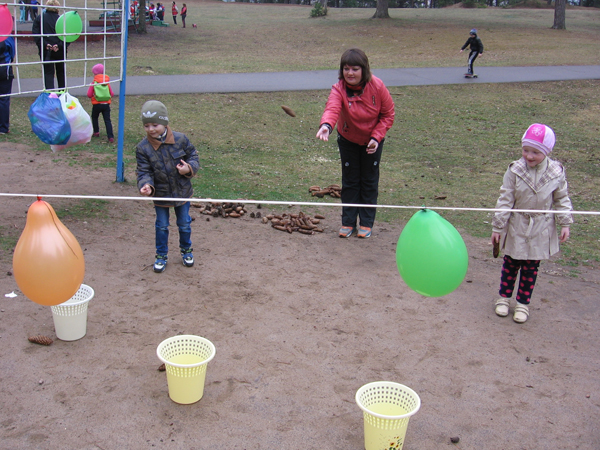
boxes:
[28,92,71,145]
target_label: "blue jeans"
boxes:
[154,203,192,256]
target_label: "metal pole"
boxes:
[116,0,129,182]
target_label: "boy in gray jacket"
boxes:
[136,100,200,273]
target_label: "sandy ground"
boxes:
[1,142,599,450]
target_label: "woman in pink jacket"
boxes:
[316,48,395,239]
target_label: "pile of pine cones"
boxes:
[264,212,325,235]
[308,184,342,198]
[193,202,248,218]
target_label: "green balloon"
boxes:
[56,11,83,43]
[396,209,468,297]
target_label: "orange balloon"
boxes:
[13,200,85,306]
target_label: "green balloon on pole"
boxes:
[396,209,468,297]
[56,11,83,43]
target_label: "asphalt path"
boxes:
[16,65,600,97]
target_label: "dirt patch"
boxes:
[1,142,599,449]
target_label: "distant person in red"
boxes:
[171,1,178,25]
[180,3,187,28]
[316,48,395,239]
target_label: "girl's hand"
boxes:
[177,159,191,175]
[140,184,152,196]
[491,232,501,245]
[316,125,330,142]
[559,227,570,243]
[366,139,378,154]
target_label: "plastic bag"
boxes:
[50,92,93,151]
[28,92,71,145]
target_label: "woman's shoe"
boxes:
[495,298,510,317]
[357,226,372,238]
[339,226,355,238]
[513,304,529,323]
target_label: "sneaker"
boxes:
[153,254,168,273]
[513,303,529,323]
[339,226,355,238]
[108,138,114,143]
[495,298,510,317]
[92,132,100,138]
[357,226,372,239]
[181,248,194,267]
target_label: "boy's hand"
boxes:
[491,232,501,245]
[559,227,570,243]
[140,184,152,196]
[176,159,191,175]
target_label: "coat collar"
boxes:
[510,157,563,192]
[147,126,175,151]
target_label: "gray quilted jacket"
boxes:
[136,127,200,207]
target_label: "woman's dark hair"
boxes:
[338,48,372,84]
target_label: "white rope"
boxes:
[0,192,597,216]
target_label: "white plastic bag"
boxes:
[50,92,93,151]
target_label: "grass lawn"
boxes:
[4,2,600,267]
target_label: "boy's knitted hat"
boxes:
[141,100,169,126]
[521,123,555,155]
[92,64,104,75]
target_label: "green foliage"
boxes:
[310,2,327,17]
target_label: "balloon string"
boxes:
[1,192,598,216]
[42,201,82,259]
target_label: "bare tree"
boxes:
[138,0,147,33]
[372,0,390,18]
[552,0,566,29]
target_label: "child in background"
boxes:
[460,28,484,77]
[87,64,115,143]
[136,100,200,273]
[491,124,573,323]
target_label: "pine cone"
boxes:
[158,363,166,371]
[28,335,53,346]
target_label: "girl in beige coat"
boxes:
[491,124,573,323]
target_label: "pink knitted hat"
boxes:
[521,123,555,155]
[92,64,105,75]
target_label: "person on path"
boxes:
[171,1,178,25]
[136,100,200,273]
[491,123,573,324]
[180,3,187,28]
[316,48,395,239]
[30,0,39,21]
[460,28,484,76]
[87,64,115,143]
[32,0,69,90]
[0,36,15,134]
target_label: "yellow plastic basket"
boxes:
[157,335,216,404]
[355,381,421,450]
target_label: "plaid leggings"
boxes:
[499,255,540,305]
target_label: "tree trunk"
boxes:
[138,0,147,33]
[552,0,566,29]
[372,0,390,18]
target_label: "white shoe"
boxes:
[495,298,510,317]
[513,304,529,323]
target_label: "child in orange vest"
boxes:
[87,64,115,143]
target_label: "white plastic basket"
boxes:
[51,284,94,341]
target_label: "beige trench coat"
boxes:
[492,157,573,260]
